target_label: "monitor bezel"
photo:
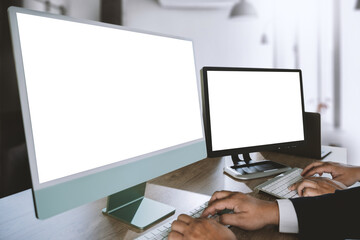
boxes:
[201,66,306,158]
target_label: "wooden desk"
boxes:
[0,146,346,240]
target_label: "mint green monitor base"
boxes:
[102,182,175,230]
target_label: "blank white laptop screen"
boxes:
[15,13,203,184]
[206,70,304,151]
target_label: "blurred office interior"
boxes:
[1,0,359,197]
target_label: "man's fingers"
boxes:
[288,182,299,191]
[177,214,193,224]
[170,215,194,238]
[302,161,324,176]
[290,179,321,196]
[295,180,317,196]
[289,176,323,191]
[303,165,334,177]
[201,197,237,217]
[201,191,234,217]
[171,219,189,234]
[301,187,319,197]
[168,231,183,240]
[219,213,239,226]
[208,191,233,204]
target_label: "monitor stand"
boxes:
[102,182,175,230]
[223,153,291,180]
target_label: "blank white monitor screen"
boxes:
[206,70,304,152]
[15,12,203,186]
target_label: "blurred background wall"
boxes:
[1,0,359,197]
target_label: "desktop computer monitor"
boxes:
[8,7,206,229]
[201,67,305,179]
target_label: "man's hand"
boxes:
[301,161,360,186]
[200,191,279,231]
[169,214,236,240]
[289,176,346,197]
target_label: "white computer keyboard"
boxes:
[135,201,209,240]
[135,201,230,240]
[255,168,303,199]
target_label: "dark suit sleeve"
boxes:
[290,186,360,240]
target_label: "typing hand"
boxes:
[301,161,360,186]
[289,176,346,197]
[200,191,279,231]
[169,214,236,240]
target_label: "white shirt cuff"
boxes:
[276,199,299,233]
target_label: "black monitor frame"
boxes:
[201,66,306,179]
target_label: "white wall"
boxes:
[274,0,335,121]
[123,0,273,82]
[340,0,360,164]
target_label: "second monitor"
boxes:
[201,67,306,179]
